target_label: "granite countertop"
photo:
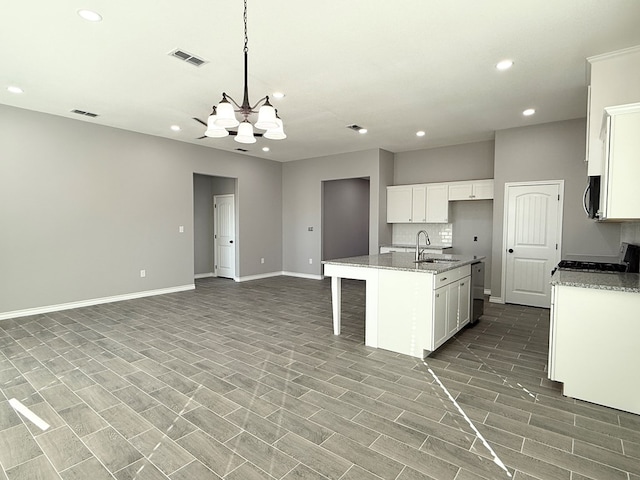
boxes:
[551,270,640,293]
[380,244,452,250]
[323,252,485,274]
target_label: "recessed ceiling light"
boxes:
[272,92,285,99]
[523,108,536,116]
[416,130,426,137]
[496,59,514,71]
[7,86,23,94]
[78,9,102,22]
[358,128,368,134]
[262,147,270,152]
[170,125,181,132]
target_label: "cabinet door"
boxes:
[602,107,640,220]
[447,282,459,336]
[412,186,427,223]
[473,180,494,200]
[448,182,473,201]
[426,184,449,223]
[433,286,448,347]
[458,277,471,328]
[387,186,413,223]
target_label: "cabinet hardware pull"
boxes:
[441,277,447,281]
[461,282,465,286]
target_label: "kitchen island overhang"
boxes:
[323,253,485,358]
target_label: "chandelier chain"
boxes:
[243,0,248,54]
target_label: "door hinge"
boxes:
[557,194,560,201]
[556,243,558,250]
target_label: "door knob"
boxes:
[508,248,513,253]
[230,240,234,244]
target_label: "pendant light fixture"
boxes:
[204,0,285,143]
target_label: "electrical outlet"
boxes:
[308,226,313,231]
[473,236,478,242]
[261,258,265,264]
[140,269,146,278]
[179,226,184,233]
[309,258,313,264]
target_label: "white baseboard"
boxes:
[484,288,491,296]
[282,271,323,280]
[235,272,282,283]
[0,284,195,321]
[489,296,505,304]
[194,272,214,279]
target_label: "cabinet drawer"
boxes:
[434,264,470,288]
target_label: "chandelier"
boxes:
[204,0,286,144]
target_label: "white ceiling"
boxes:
[2,1,640,162]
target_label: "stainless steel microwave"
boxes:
[583,176,601,219]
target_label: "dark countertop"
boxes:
[323,252,485,274]
[551,270,640,293]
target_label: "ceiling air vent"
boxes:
[71,109,98,117]
[235,148,249,152]
[169,48,207,67]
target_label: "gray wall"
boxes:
[450,200,493,286]
[282,149,389,275]
[193,174,214,275]
[193,174,237,276]
[394,140,495,184]
[491,118,621,299]
[322,179,370,261]
[0,104,282,316]
[378,149,395,247]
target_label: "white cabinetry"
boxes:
[386,186,413,223]
[386,184,448,223]
[586,46,640,176]
[425,184,449,223]
[448,179,494,201]
[431,266,471,351]
[598,103,640,221]
[549,283,640,415]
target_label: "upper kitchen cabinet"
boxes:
[386,184,449,223]
[586,45,640,176]
[598,103,640,221]
[448,179,494,201]
[387,185,413,223]
[425,183,449,223]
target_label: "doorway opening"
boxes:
[193,174,238,280]
[321,178,370,262]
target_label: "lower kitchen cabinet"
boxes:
[432,267,471,351]
[549,283,640,415]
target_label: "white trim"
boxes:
[489,296,505,304]
[0,284,195,321]
[483,288,491,296]
[282,271,323,281]
[235,271,282,283]
[501,180,564,307]
[194,272,214,279]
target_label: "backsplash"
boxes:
[621,222,640,244]
[391,223,453,246]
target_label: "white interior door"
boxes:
[504,182,563,308]
[214,194,235,279]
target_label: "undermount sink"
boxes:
[414,258,459,264]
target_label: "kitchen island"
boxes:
[549,269,640,415]
[323,253,484,358]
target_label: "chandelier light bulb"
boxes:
[264,118,286,140]
[235,121,257,144]
[205,109,229,138]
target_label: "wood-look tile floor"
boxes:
[1,276,639,480]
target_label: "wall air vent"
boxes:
[71,109,99,117]
[168,48,207,67]
[235,148,249,152]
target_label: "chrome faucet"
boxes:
[415,230,431,261]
